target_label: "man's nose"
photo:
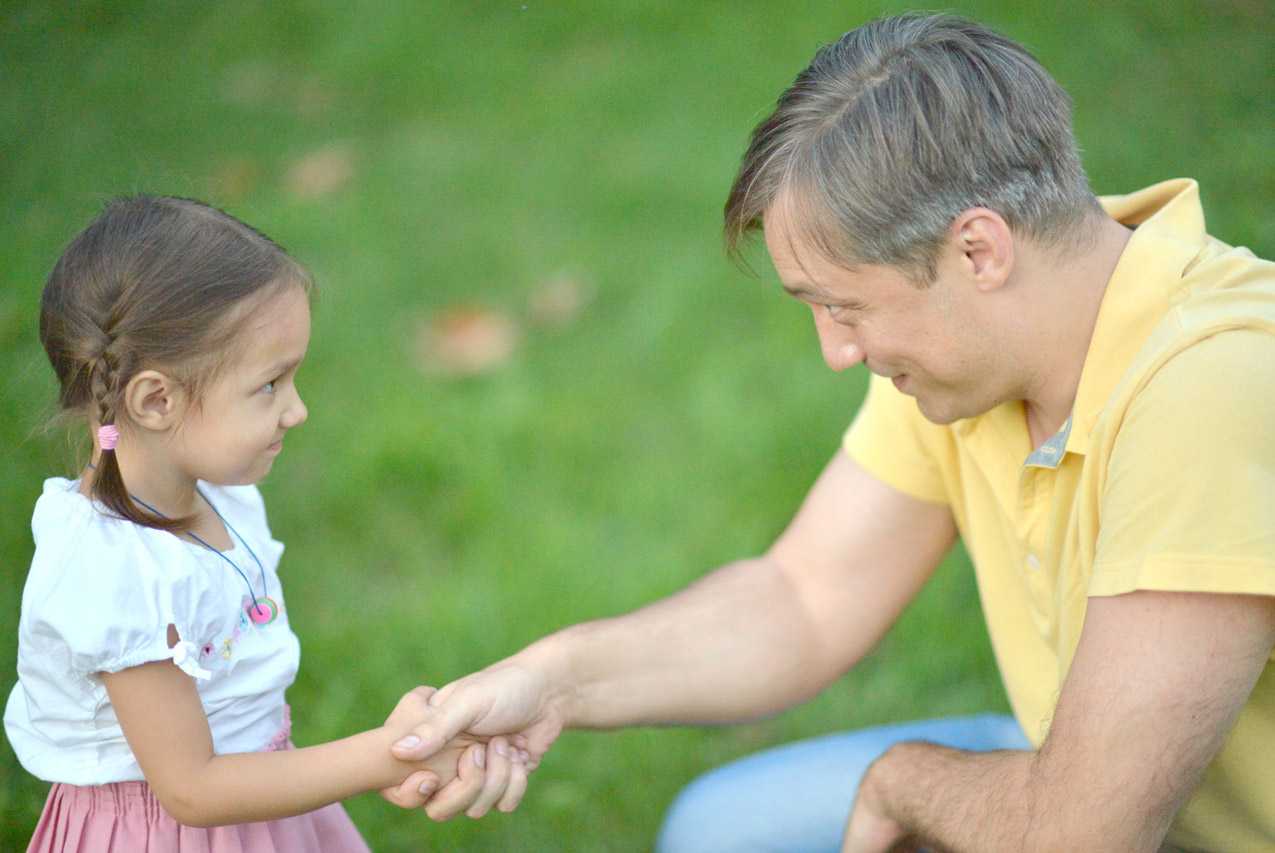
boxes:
[813,308,865,372]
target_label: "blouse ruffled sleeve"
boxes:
[21,481,207,686]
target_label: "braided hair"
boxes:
[39,195,312,531]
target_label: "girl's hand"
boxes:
[384,685,443,732]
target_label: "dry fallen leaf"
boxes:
[414,306,521,377]
[528,272,591,329]
[285,143,355,200]
[295,78,337,119]
[221,61,280,107]
[209,157,260,203]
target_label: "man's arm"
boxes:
[845,589,1275,853]
[392,452,954,790]
[548,451,956,728]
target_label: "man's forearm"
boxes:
[857,742,1036,853]
[860,741,1171,853]
[519,453,951,732]
[517,555,861,730]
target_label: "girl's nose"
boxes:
[282,389,308,429]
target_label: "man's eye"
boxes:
[825,304,855,324]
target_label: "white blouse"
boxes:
[4,478,301,785]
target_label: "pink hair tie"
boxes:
[98,424,120,451]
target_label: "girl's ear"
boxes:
[122,370,186,432]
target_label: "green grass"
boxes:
[2,2,1270,850]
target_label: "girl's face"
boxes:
[173,285,311,486]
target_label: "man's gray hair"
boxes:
[725,13,1102,282]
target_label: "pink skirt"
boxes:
[27,707,370,852]
[27,780,369,852]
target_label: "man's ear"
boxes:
[949,208,1015,293]
[122,370,186,432]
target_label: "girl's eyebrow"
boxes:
[259,356,302,379]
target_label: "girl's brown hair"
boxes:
[40,195,312,531]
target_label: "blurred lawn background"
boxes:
[1,1,1270,850]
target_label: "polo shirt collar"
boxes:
[1065,178,1208,454]
[951,179,1208,467]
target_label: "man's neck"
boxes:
[1018,214,1133,446]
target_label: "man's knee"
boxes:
[656,768,752,853]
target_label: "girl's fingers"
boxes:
[404,685,437,703]
[380,770,438,809]
[496,754,530,813]
[465,736,513,818]
[424,743,486,821]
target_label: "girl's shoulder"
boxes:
[20,480,280,676]
[32,479,272,562]
[32,477,182,566]
[26,477,193,603]
[22,479,199,676]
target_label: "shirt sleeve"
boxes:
[1091,329,1275,597]
[843,372,951,504]
[21,493,192,683]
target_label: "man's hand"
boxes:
[842,764,911,853]
[378,684,526,820]
[381,660,566,819]
[835,590,1275,852]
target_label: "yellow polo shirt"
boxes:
[844,179,1275,852]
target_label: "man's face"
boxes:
[763,204,1008,425]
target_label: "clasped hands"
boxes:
[377,662,563,820]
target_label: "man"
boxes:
[388,13,1275,851]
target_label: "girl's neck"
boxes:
[90,445,201,520]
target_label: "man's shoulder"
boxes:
[1108,262,1275,424]
[1111,326,1275,448]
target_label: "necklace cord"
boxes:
[128,489,269,611]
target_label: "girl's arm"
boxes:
[102,659,480,827]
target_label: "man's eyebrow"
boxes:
[781,283,821,300]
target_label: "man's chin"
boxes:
[915,388,1002,426]
[913,393,964,426]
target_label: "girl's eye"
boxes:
[261,381,276,394]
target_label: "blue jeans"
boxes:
[656,714,1030,853]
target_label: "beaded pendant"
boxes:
[247,596,279,625]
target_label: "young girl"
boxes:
[4,195,490,851]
